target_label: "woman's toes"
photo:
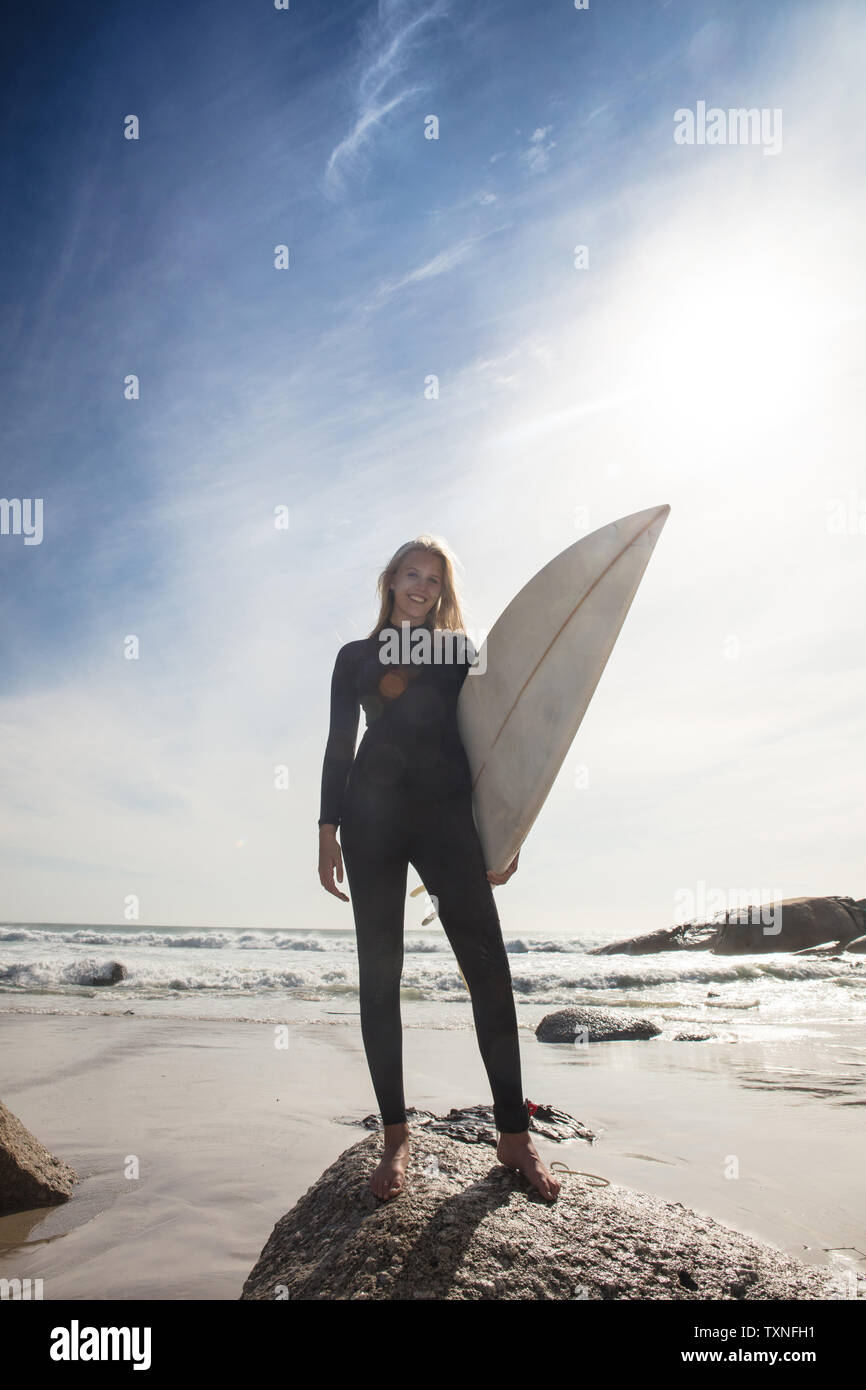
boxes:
[371,1155,407,1200]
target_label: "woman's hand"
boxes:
[487,850,519,886]
[318,826,349,901]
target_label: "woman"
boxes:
[317,535,561,1203]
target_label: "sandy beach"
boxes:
[2,1005,864,1300]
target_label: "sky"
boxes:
[0,0,864,936]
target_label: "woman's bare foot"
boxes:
[370,1122,410,1200]
[496,1131,562,1202]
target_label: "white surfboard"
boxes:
[457,504,671,873]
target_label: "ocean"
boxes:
[2,922,865,1049]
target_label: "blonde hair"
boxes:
[367,535,468,638]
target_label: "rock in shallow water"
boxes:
[0,1099,79,1217]
[712,896,863,955]
[240,1130,841,1301]
[589,896,864,957]
[536,1006,662,1043]
[79,960,127,986]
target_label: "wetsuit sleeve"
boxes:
[318,646,360,830]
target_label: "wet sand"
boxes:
[1,1009,863,1299]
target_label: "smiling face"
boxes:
[389,549,444,627]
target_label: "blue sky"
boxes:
[1,0,864,933]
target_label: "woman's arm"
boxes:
[318,645,360,832]
[318,646,360,901]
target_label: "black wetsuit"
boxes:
[319,622,530,1134]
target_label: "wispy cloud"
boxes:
[519,125,556,174]
[428,188,498,222]
[371,236,476,303]
[324,87,421,189]
[472,334,558,388]
[324,0,451,194]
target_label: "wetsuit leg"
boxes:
[340,782,410,1126]
[406,792,531,1135]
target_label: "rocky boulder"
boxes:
[79,961,127,986]
[240,1129,840,1300]
[712,896,863,955]
[0,1100,79,1217]
[589,924,717,956]
[536,1006,662,1043]
[589,895,864,957]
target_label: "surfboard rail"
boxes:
[457,504,671,873]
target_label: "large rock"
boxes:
[0,1100,79,1216]
[589,924,717,956]
[79,960,127,986]
[536,1006,662,1043]
[240,1129,840,1300]
[712,896,863,955]
[589,895,864,957]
